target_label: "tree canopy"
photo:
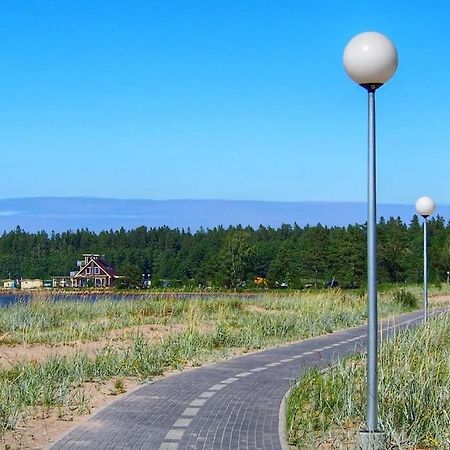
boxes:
[0,216,448,289]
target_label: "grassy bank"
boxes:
[0,287,422,345]
[286,312,450,449]
[0,286,438,441]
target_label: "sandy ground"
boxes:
[428,293,450,306]
[0,322,192,369]
[0,321,216,449]
[3,377,142,449]
[0,296,448,449]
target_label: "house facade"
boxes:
[3,280,16,289]
[21,279,43,289]
[52,254,119,288]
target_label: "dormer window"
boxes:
[86,267,91,275]
[94,267,100,275]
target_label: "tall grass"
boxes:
[286,313,450,449]
[0,295,191,344]
[0,288,424,438]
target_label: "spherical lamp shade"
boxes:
[343,31,398,85]
[415,196,436,218]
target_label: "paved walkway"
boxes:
[50,309,440,449]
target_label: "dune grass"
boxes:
[286,312,450,449]
[0,287,418,345]
[0,287,426,437]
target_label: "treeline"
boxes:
[0,215,449,289]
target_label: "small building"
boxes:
[3,280,16,289]
[21,279,43,289]
[52,277,72,288]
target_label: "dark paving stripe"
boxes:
[50,309,448,449]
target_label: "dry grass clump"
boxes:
[286,313,450,449]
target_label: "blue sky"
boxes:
[1,1,449,205]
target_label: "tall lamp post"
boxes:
[343,32,398,448]
[415,196,436,322]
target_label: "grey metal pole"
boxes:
[423,217,428,322]
[366,87,378,432]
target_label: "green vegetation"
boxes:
[286,313,450,449]
[0,287,424,345]
[2,214,450,288]
[0,289,417,436]
[0,294,190,344]
[392,288,419,308]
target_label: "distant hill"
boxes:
[0,197,447,233]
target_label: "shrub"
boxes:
[392,289,418,309]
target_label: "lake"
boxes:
[0,291,258,307]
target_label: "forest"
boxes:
[1,215,449,289]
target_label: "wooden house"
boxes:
[52,254,119,288]
[72,254,119,288]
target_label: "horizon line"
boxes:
[0,196,432,206]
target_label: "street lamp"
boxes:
[343,31,398,448]
[415,196,436,322]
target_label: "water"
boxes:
[0,291,259,307]
[0,292,147,307]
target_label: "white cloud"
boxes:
[0,210,20,217]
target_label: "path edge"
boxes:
[278,385,292,450]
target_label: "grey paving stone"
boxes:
[50,310,441,449]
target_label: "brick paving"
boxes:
[50,309,442,449]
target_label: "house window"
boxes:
[94,267,100,275]
[86,267,91,275]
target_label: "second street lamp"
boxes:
[343,31,398,448]
[415,196,436,323]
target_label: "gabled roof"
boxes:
[96,259,118,277]
[74,256,118,278]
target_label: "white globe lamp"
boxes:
[343,31,398,444]
[343,31,398,90]
[415,196,436,218]
[416,196,436,325]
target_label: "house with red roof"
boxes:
[52,254,120,288]
[73,254,119,287]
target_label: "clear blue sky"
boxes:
[1,0,449,204]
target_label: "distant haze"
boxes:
[0,198,447,234]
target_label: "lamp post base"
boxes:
[357,430,386,449]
